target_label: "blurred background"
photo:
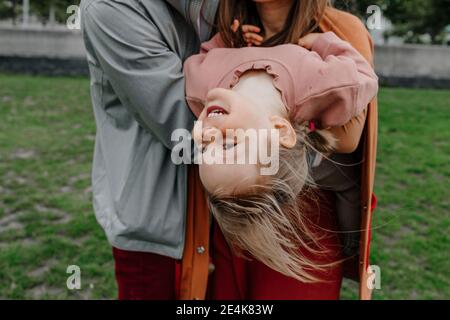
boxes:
[0,0,449,299]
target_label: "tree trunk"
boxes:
[22,0,29,27]
[12,0,17,25]
[49,4,56,26]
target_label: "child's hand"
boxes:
[242,24,264,47]
[231,19,264,47]
[297,33,321,50]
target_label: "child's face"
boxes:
[193,71,297,195]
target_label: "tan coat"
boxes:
[179,7,378,301]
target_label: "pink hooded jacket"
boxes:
[184,31,378,128]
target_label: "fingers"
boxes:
[298,33,321,49]
[231,19,240,33]
[244,32,264,46]
[297,38,309,48]
[298,37,313,49]
[241,24,261,34]
[242,25,263,46]
[231,21,264,46]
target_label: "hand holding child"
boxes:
[297,33,321,49]
[234,19,321,49]
[231,19,264,47]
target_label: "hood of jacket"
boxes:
[165,0,218,42]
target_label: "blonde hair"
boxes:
[209,125,338,283]
[211,0,337,283]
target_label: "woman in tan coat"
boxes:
[179,1,378,300]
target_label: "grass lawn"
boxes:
[0,74,449,300]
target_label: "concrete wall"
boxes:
[0,27,85,58]
[1,28,450,88]
[375,44,450,89]
[0,27,88,76]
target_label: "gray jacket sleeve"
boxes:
[82,0,195,149]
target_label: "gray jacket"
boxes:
[80,0,218,258]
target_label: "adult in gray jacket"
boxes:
[80,0,218,299]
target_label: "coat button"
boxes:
[208,262,215,274]
[196,246,205,254]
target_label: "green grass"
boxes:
[0,74,449,299]
[0,74,115,299]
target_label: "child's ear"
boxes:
[270,116,297,149]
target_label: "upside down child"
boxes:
[183,30,378,282]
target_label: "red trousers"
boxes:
[208,189,344,300]
[113,191,343,300]
[112,247,176,300]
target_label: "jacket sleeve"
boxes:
[82,0,195,150]
[291,32,378,128]
[329,108,367,153]
[327,26,376,154]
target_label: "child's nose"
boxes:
[206,87,230,102]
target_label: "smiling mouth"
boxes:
[206,105,228,118]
